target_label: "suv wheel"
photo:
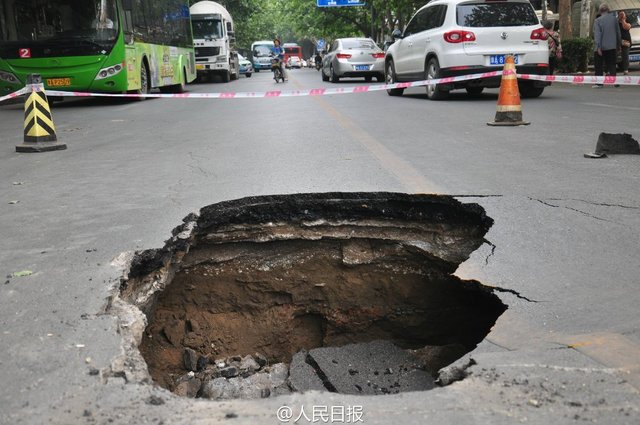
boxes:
[465,87,484,96]
[519,82,544,98]
[425,58,449,100]
[385,61,404,97]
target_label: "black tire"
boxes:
[273,67,283,83]
[385,60,404,97]
[519,82,544,98]
[246,73,252,78]
[364,76,372,82]
[132,60,150,101]
[321,67,329,82]
[221,70,230,83]
[160,68,187,93]
[425,58,449,100]
[255,69,260,73]
[330,65,339,83]
[465,87,484,96]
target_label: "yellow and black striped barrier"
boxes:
[15,74,66,153]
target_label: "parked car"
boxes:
[288,56,302,69]
[238,54,253,78]
[321,38,385,82]
[385,0,550,99]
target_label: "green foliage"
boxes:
[557,37,593,73]
[188,0,426,51]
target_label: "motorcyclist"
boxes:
[271,38,287,81]
[314,52,322,70]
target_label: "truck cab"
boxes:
[190,1,239,82]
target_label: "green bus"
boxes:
[0,0,196,97]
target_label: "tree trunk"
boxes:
[580,0,592,38]
[558,0,573,40]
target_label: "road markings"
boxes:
[581,102,640,112]
[290,76,442,194]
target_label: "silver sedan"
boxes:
[321,38,385,83]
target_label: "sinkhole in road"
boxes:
[119,193,506,400]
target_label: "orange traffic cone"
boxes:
[487,55,529,127]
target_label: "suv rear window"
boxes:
[457,2,538,27]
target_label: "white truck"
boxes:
[190,1,239,82]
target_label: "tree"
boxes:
[558,0,573,40]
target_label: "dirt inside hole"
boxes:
[121,193,507,399]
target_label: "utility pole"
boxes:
[370,3,375,42]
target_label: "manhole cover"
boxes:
[118,193,506,399]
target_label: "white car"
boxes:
[288,56,302,69]
[385,0,550,100]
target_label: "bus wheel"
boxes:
[161,68,187,93]
[132,61,150,101]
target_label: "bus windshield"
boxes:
[0,0,119,58]
[192,18,223,40]
[253,45,273,57]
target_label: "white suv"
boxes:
[385,0,549,100]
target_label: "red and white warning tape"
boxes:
[45,70,503,99]
[518,73,640,85]
[4,71,638,103]
[0,87,28,104]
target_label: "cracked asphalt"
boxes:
[1,68,639,424]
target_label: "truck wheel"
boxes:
[222,70,230,83]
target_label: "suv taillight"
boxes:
[530,27,546,40]
[336,53,352,59]
[444,30,476,43]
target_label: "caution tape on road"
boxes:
[3,71,638,104]
[44,70,504,99]
[518,73,640,86]
[0,87,28,104]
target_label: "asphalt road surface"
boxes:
[1,67,639,424]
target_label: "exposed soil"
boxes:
[121,193,507,396]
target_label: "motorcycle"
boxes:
[271,56,285,83]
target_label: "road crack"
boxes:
[546,198,640,210]
[529,198,618,224]
[488,285,538,303]
[483,239,496,266]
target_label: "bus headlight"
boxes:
[95,63,123,80]
[0,70,20,84]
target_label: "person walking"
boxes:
[619,10,632,75]
[592,3,621,88]
[543,20,561,74]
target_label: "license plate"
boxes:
[46,78,71,87]
[196,64,205,70]
[630,54,640,62]
[354,65,370,71]
[489,55,519,66]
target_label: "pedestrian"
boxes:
[543,20,561,74]
[592,3,621,88]
[619,11,632,75]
